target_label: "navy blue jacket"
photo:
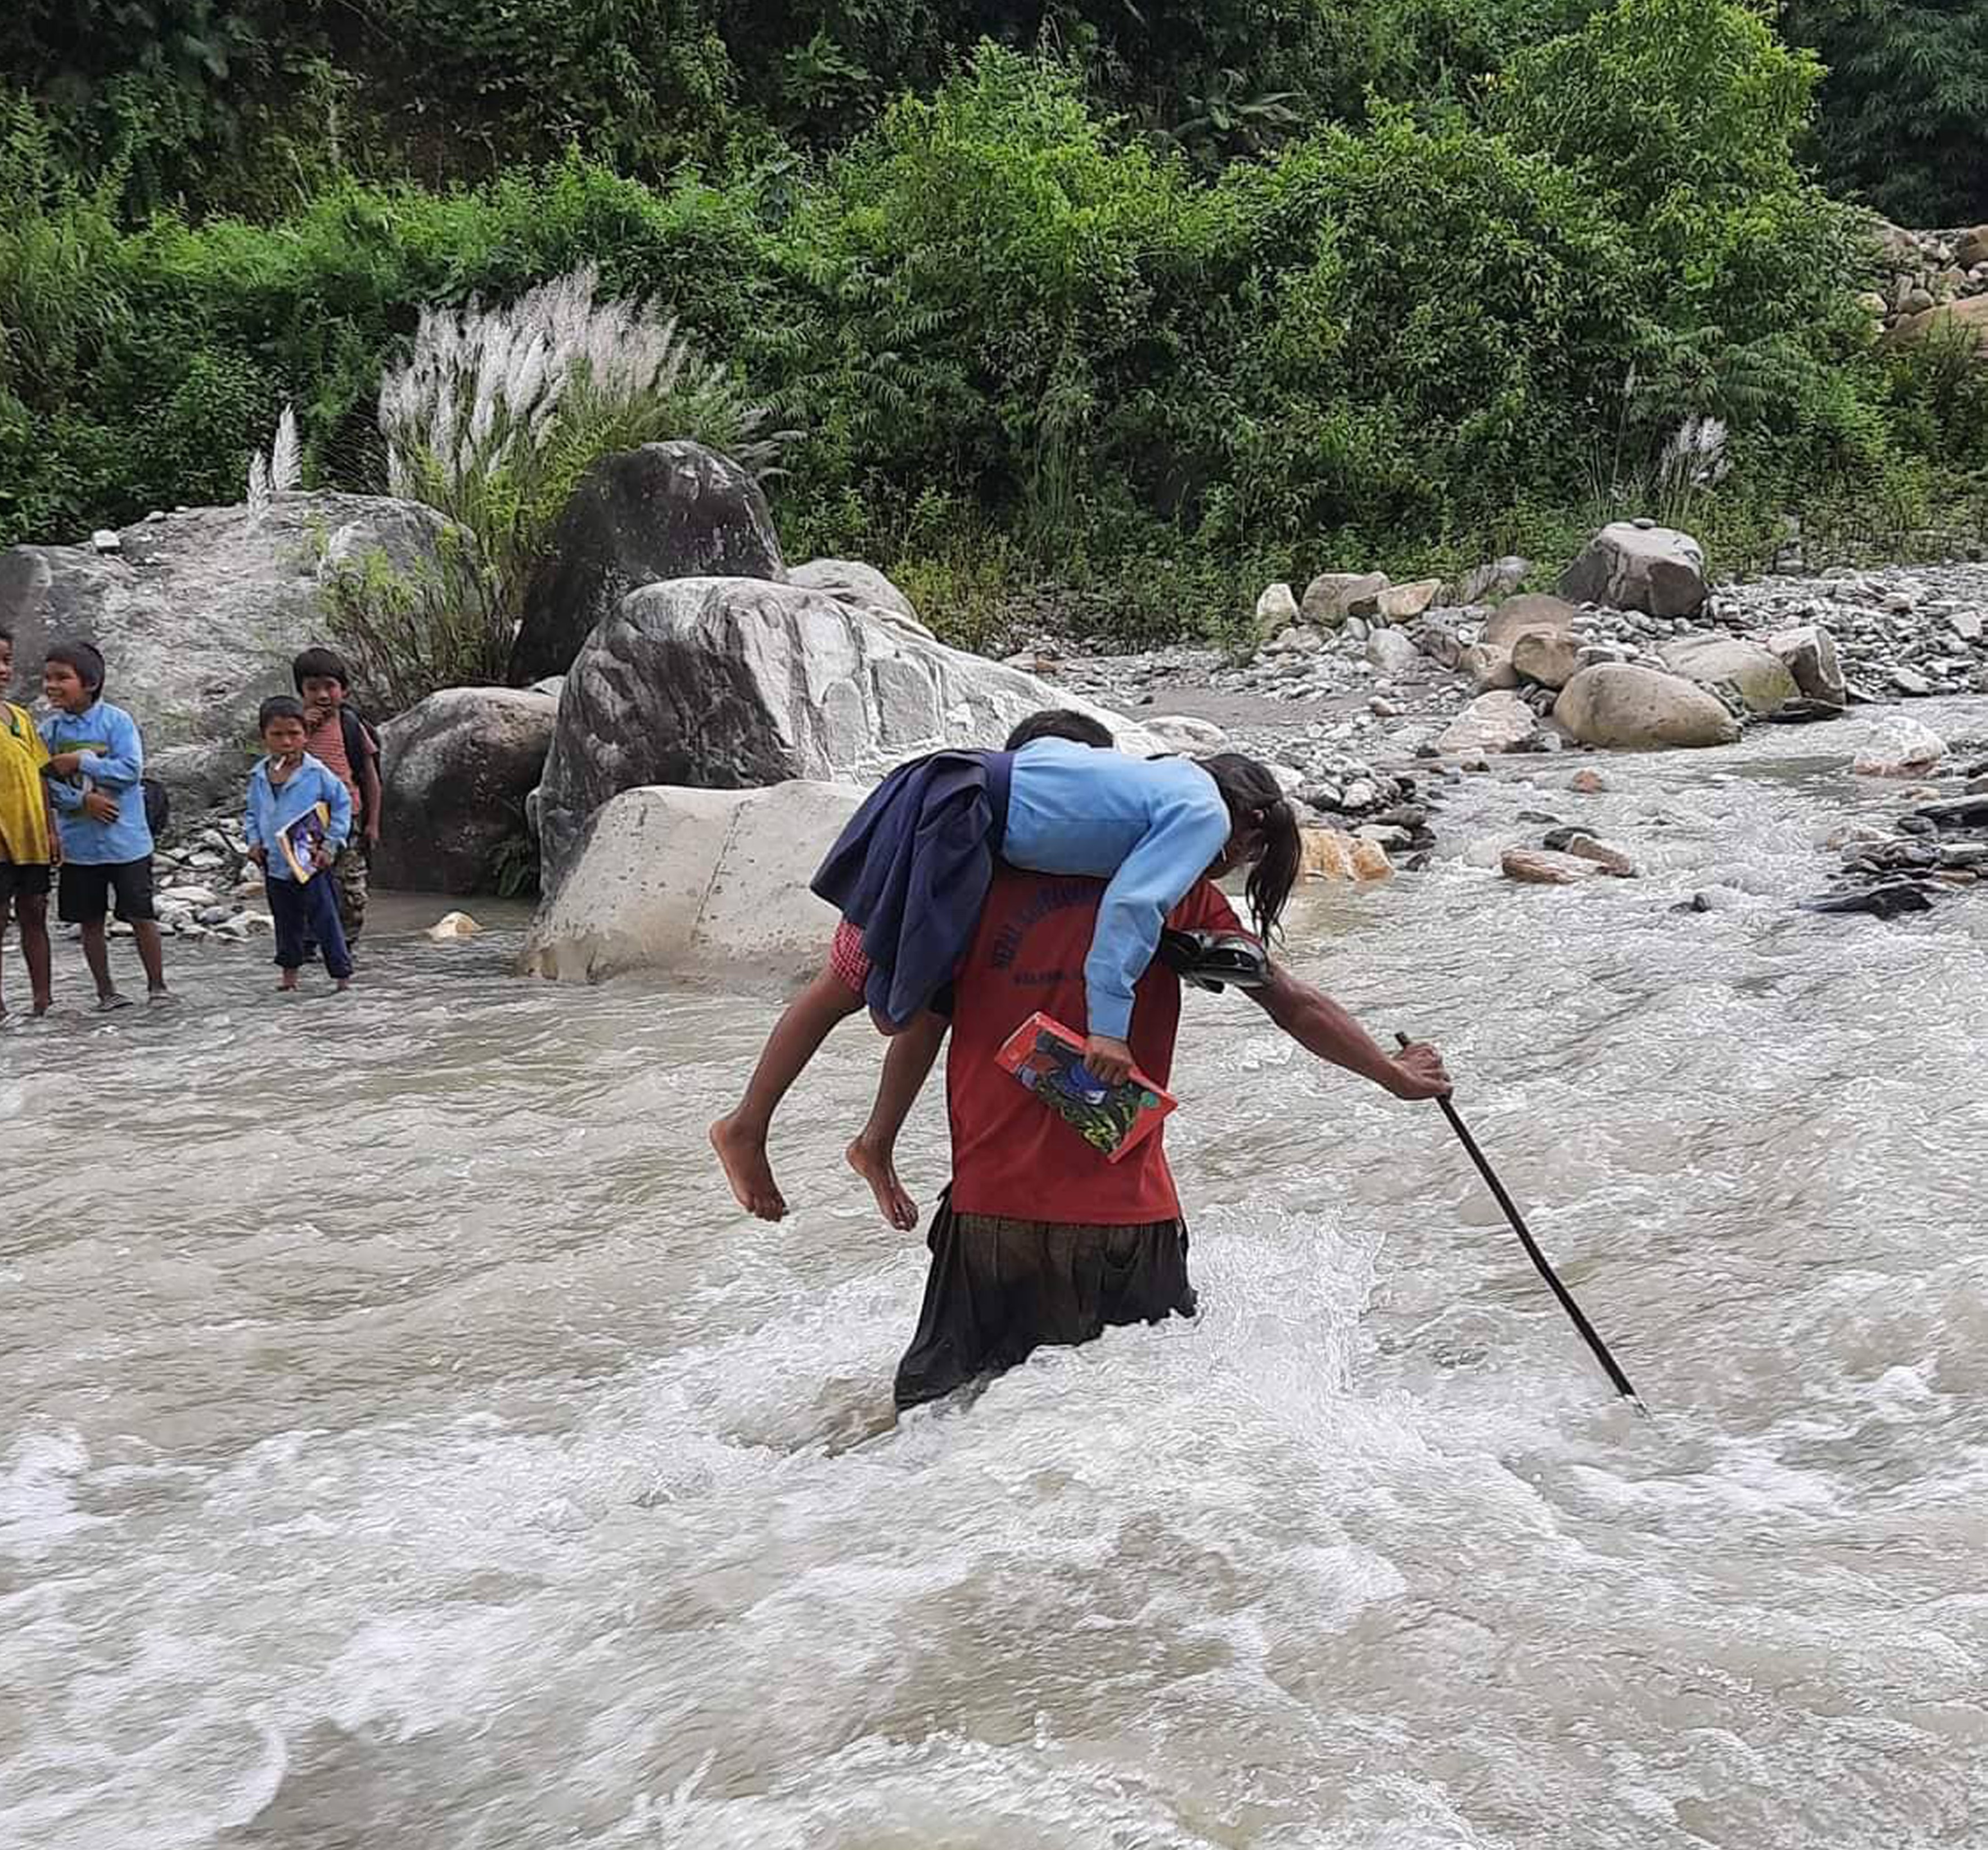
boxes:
[812,749,1013,1029]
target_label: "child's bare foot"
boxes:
[335,978,351,993]
[846,1136,919,1231]
[277,971,298,992]
[710,1115,786,1220]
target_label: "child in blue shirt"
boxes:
[245,697,355,993]
[711,712,1301,1221]
[39,640,171,1010]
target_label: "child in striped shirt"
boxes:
[292,647,381,947]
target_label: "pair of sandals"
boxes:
[1157,928,1269,993]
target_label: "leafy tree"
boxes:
[1785,0,1988,224]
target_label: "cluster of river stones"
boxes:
[1056,521,1988,913]
[13,447,1988,968]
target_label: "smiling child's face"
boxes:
[42,659,90,713]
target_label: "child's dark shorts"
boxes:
[0,862,53,903]
[57,857,156,925]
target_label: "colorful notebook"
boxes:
[995,1012,1177,1164]
[278,801,332,883]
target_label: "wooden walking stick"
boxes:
[1398,1034,1647,1413]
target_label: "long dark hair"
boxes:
[1200,752,1300,941]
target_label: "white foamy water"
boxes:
[4,716,1986,1848]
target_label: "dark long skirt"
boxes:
[894,1192,1196,1408]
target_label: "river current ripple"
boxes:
[3,713,1985,1848]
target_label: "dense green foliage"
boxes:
[1786,0,1988,225]
[3,0,1987,643]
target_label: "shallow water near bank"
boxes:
[4,711,1987,1849]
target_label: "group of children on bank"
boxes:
[0,632,380,1017]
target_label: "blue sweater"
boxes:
[1003,739,1229,1040]
[39,700,154,866]
[245,752,352,882]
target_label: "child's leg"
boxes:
[16,891,52,1014]
[267,876,307,988]
[307,871,355,986]
[112,860,168,998]
[0,893,12,1017]
[710,967,867,1221]
[846,1010,948,1230]
[130,920,168,997]
[78,920,119,1004]
[333,846,367,946]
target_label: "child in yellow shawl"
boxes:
[0,627,58,1018]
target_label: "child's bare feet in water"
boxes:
[846,1135,919,1231]
[277,970,298,992]
[710,1114,787,1220]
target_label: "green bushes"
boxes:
[3,16,1987,640]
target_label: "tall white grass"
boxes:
[378,264,786,508]
[246,403,301,522]
[347,265,792,700]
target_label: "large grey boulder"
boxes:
[373,686,558,895]
[534,576,1161,890]
[522,781,861,984]
[1554,664,1741,750]
[507,442,784,685]
[1659,634,1797,715]
[787,560,931,640]
[1763,625,1847,709]
[0,493,457,806]
[1559,522,1708,618]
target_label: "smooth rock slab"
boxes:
[1511,629,1584,691]
[1301,571,1389,628]
[0,492,461,805]
[1554,664,1741,750]
[1376,579,1441,624]
[1660,634,1798,715]
[522,781,861,983]
[534,575,1158,889]
[1482,593,1578,651]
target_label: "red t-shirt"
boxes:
[946,866,1245,1225]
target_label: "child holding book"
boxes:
[0,627,58,1019]
[711,710,1301,1222]
[245,696,354,993]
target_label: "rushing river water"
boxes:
[5,712,1987,1849]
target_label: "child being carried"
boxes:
[710,708,1300,1223]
